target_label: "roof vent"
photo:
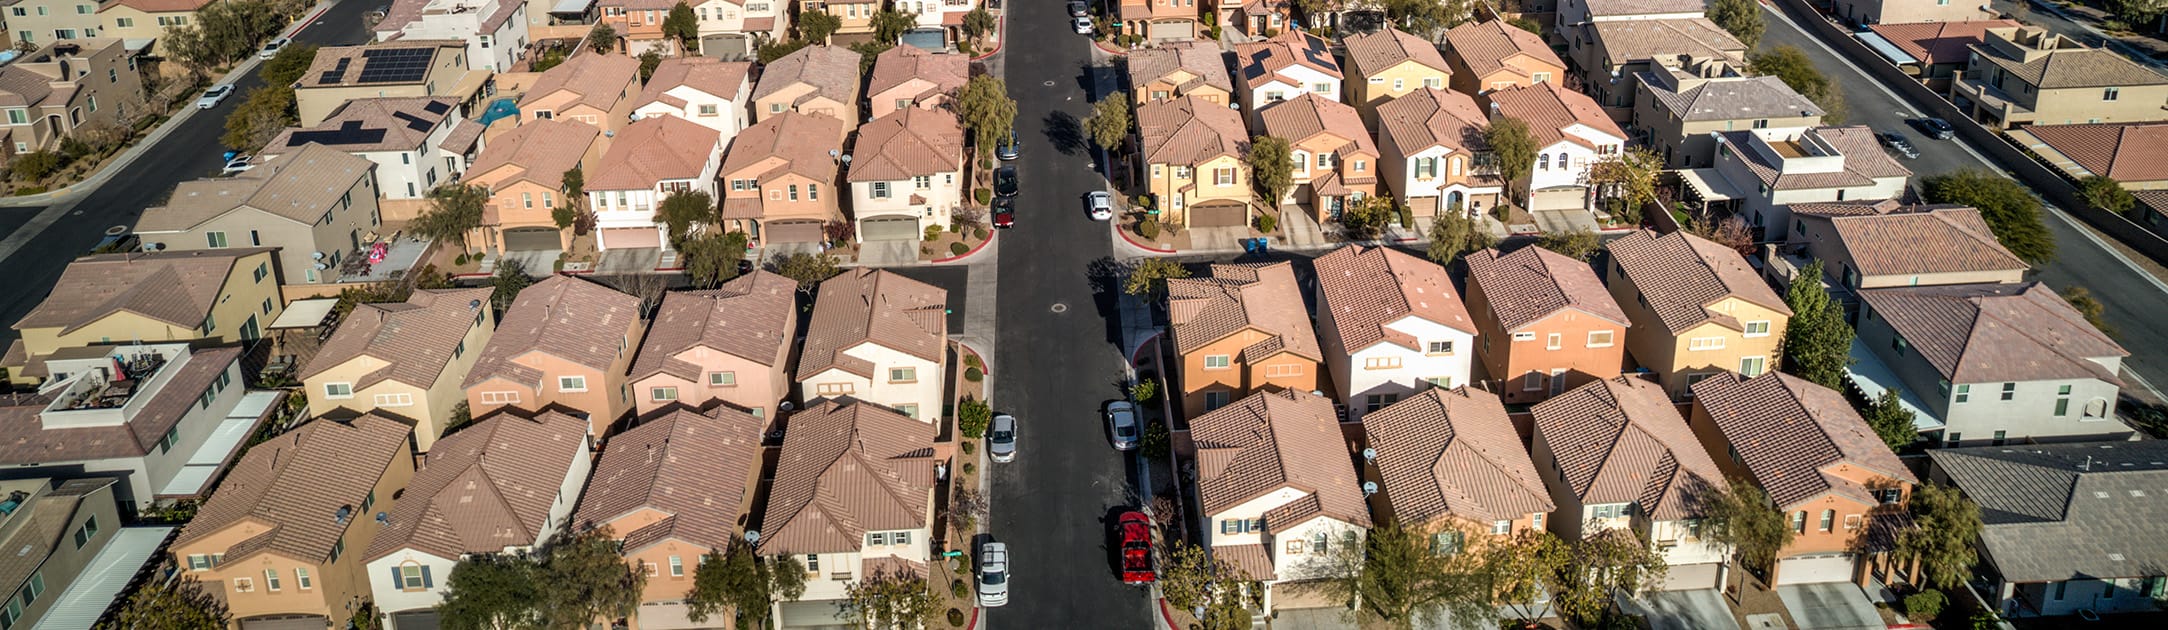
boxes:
[335,505,353,524]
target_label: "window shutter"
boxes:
[421,566,434,588]
[389,566,402,586]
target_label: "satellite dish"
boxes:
[839,154,852,165]
[1361,448,1376,462]
[313,262,328,270]
[828,149,840,158]
[311,251,325,260]
[1361,481,1378,497]
[745,530,761,545]
[469,299,482,309]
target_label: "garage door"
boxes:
[766,220,826,243]
[1189,200,1249,227]
[600,227,662,250]
[389,610,441,630]
[1529,186,1587,212]
[240,615,329,630]
[1659,562,1723,591]
[1775,553,1856,585]
[502,227,561,251]
[1149,20,1194,40]
[861,215,920,241]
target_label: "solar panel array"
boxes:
[422,100,452,115]
[357,48,435,84]
[289,120,389,147]
[391,111,434,132]
[318,57,352,85]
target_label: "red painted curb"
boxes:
[932,230,997,263]
[1157,599,1180,629]
[1116,222,1178,253]
[1094,39,1129,56]
[286,3,335,37]
[1129,331,1161,367]
[963,606,982,630]
[969,17,1006,60]
[954,340,991,377]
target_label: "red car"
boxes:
[992,196,1015,228]
[1117,510,1156,585]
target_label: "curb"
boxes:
[1114,221,1177,253]
[969,16,1006,60]
[963,606,981,630]
[931,230,997,263]
[1093,39,1129,56]
[954,339,991,377]
[1156,599,1180,630]
[1128,331,1161,368]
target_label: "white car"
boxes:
[1086,191,1113,221]
[221,155,255,175]
[195,85,234,109]
[978,542,1010,607]
[988,414,1017,463]
[1105,401,1138,451]
[1073,16,1093,35]
[259,37,290,59]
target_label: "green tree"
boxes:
[1537,228,1601,261]
[259,42,321,86]
[1084,93,1132,152]
[683,231,750,288]
[1312,521,1493,630]
[1782,260,1855,389]
[759,39,812,63]
[2110,0,2168,26]
[536,528,646,630]
[847,40,892,73]
[1124,257,1190,296]
[1709,0,1765,49]
[1922,169,2054,265]
[1427,212,1496,266]
[414,183,489,252]
[2078,175,2136,216]
[1552,528,1667,626]
[1159,541,1252,614]
[436,554,541,630]
[962,7,997,40]
[684,536,806,628]
[959,75,1017,159]
[1701,480,1794,595]
[799,11,842,42]
[871,9,918,43]
[2060,285,2115,336]
[162,0,286,75]
[100,576,230,630]
[663,2,700,50]
[531,45,570,72]
[1750,46,1849,124]
[1382,0,1464,35]
[1863,390,1919,451]
[1586,147,1662,225]
[770,252,841,289]
[1484,118,1538,206]
[1248,135,1295,205]
[1488,529,1571,626]
[221,85,295,150]
[638,49,663,83]
[1897,483,1982,591]
[654,190,716,246]
[1508,17,1541,34]
[589,23,618,53]
[1339,193,1397,240]
[491,258,534,311]
[841,564,937,630]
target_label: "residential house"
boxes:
[372,0,530,72]
[1126,41,1233,106]
[464,118,603,255]
[0,344,265,507]
[1779,203,2028,292]
[1192,389,1369,611]
[1442,20,1565,102]
[796,269,947,421]
[586,115,724,251]
[1167,261,1319,415]
[1855,281,2132,445]
[1258,93,1379,222]
[1463,245,1629,404]
[689,0,786,58]
[758,399,938,627]
[1571,18,1747,119]
[1135,95,1252,229]
[1830,0,1992,26]
[462,276,644,435]
[2005,122,2168,190]
[1927,441,2168,619]
[98,0,215,55]
[0,39,146,162]
[1556,0,1703,30]
[798,0,876,42]
[1695,126,1912,237]
[6,249,283,381]
[1529,376,1730,590]
[627,270,798,424]
[1484,81,1628,212]
[1360,388,1555,540]
[1954,26,2168,128]
[2140,190,2168,233]
[597,0,679,55]
[1117,0,1200,43]
[1374,87,1502,218]
[1313,245,1476,421]
[300,287,497,452]
[716,110,845,246]
[364,411,592,625]
[1341,27,1451,125]
[1633,61,1824,168]
[134,144,384,286]
[1861,19,2023,89]
[865,45,967,119]
[899,0,975,44]
[848,107,964,243]
[518,50,642,134]
[1604,229,1793,399]
[632,56,754,137]
[748,44,859,126]
[1688,372,1917,586]
[168,414,416,630]
[573,405,764,628]
[294,41,472,127]
[1233,30,1341,123]
[0,478,128,630]
[2,0,104,46]
[260,97,478,200]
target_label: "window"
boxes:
[1954,384,1970,403]
[889,367,917,383]
[1423,77,1441,88]
[1364,393,1400,412]
[1688,337,1725,351]
[1203,355,1231,369]
[1790,511,1807,533]
[265,569,282,592]
[872,181,890,198]
[805,554,819,573]
[1546,333,1562,350]
[399,565,429,590]
[2105,87,2120,101]
[1532,72,1552,83]
[1423,376,1452,389]
[324,382,354,398]
[559,376,588,392]
[1263,364,1302,377]
[895,404,920,419]
[669,556,685,576]
[481,391,520,404]
[1819,510,1835,532]
[1587,330,1614,347]
[4,109,22,125]
[372,393,414,407]
[1590,503,1628,519]
[1742,320,1771,337]
[206,232,229,248]
[71,516,98,549]
[1390,78,1403,90]
[1946,433,1962,448]
[1363,357,1401,370]
[1993,430,2007,445]
[1431,531,1464,556]
[2056,384,2072,416]
[2001,382,2016,401]
[1214,167,1235,186]
[892,531,911,545]
[187,555,212,571]
[710,371,736,387]
[1426,341,1452,355]
[868,532,889,546]
[1285,538,1307,555]
[1512,332,1536,341]
[1739,356,1766,378]
[1523,372,1544,391]
[1203,390,1230,410]
[814,382,855,396]
[1492,520,1511,535]
[650,387,679,401]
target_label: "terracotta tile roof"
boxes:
[1690,372,1916,509]
[1136,96,1250,166]
[1167,262,1321,362]
[1786,199,1910,218]
[175,414,413,563]
[1464,245,1628,332]
[719,111,845,183]
[1586,18,1746,66]
[2018,123,2168,184]
[1717,126,1911,190]
[587,116,721,191]
[1258,93,1378,159]
[1582,0,1702,17]
[750,45,862,109]
[0,346,244,465]
[1364,387,1554,524]
[467,118,599,191]
[264,97,462,155]
[575,405,763,552]
[463,276,640,390]
[16,249,276,335]
[1313,245,1474,354]
[1212,543,1277,581]
[137,143,376,232]
[848,108,964,182]
[1799,206,2028,278]
[796,269,947,380]
[1637,72,1821,123]
[2137,190,2168,218]
[866,46,968,103]
[1530,377,1725,521]
[1857,282,2127,384]
[1485,82,1626,149]
[634,57,751,111]
[757,399,937,555]
[1343,26,1450,76]
[301,288,495,390]
[1126,42,1234,98]
[520,51,640,113]
[1234,30,1342,89]
[303,40,463,87]
[629,271,797,382]
[1443,21,1561,82]
[1376,87,1489,155]
[1605,230,1791,333]
[1865,20,2022,67]
[1191,390,1370,528]
[1972,32,2168,89]
[365,410,589,561]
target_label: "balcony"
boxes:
[1951,74,2035,127]
[37,344,192,429]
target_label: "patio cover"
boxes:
[1843,338,1942,431]
[1679,168,1745,202]
[268,298,339,330]
[1853,31,1920,66]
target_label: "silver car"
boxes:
[1105,401,1138,450]
[1087,191,1113,221]
[195,84,234,109]
[978,542,1010,607]
[988,414,1017,463]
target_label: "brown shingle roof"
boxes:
[750,45,862,108]
[866,45,968,103]
[136,143,376,233]
[467,118,599,191]
[0,347,244,465]
[1689,372,1916,509]
[586,115,722,191]
[576,405,763,552]
[175,414,413,563]
[796,269,947,380]
[629,271,798,382]
[1126,42,1234,98]
[1444,21,1562,82]
[1866,20,2022,67]
[1343,26,1450,76]
[633,57,751,110]
[1258,93,1378,159]
[1167,262,1321,362]
[1314,245,1473,354]
[1799,206,2029,278]
[1586,18,1747,66]
[1972,32,2168,89]
[1213,543,1277,581]
[1376,87,1490,155]
[1530,377,1726,521]
[1605,229,1791,333]
[16,249,276,335]
[1234,30,1342,89]
[1364,387,1554,524]
[1191,390,1370,529]
[719,111,845,183]
[2019,122,2168,184]
[1857,282,2127,384]
[1136,96,1250,167]
[463,276,639,390]
[848,108,964,182]
[364,410,590,561]
[1486,82,1626,149]
[758,399,937,555]
[1464,245,1629,332]
[520,51,640,113]
[301,288,494,390]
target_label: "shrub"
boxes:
[1903,590,1947,621]
[951,580,968,598]
[962,462,975,474]
[1256,213,1278,233]
[947,608,967,625]
[975,187,992,205]
[973,227,989,240]
[925,224,944,241]
[1130,379,1158,404]
[1141,420,1170,458]
[1132,194,1152,209]
[964,353,982,369]
[1397,203,1413,228]
[959,39,976,56]
[455,253,470,265]
[960,440,975,455]
[1137,218,1161,240]
[950,241,970,256]
[10,151,63,180]
[959,397,992,438]
[964,366,983,382]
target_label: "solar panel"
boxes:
[421,100,451,115]
[356,48,435,84]
[290,120,389,147]
[391,111,434,132]
[318,57,353,85]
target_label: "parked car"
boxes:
[1067,0,1087,16]
[259,37,289,59]
[196,85,235,109]
[992,196,1016,228]
[1914,117,1955,140]
[1117,510,1155,585]
[221,155,255,175]
[995,165,1019,198]
[1086,191,1113,221]
[1105,400,1138,450]
[1073,16,1093,35]
[1877,132,1919,159]
[996,130,1020,161]
[989,413,1017,462]
[978,542,1010,607]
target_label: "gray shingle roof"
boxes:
[1638,71,1822,123]
[1929,441,2168,583]
[1857,282,2126,385]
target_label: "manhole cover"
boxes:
[1042,80,1056,87]
[1050,303,1069,313]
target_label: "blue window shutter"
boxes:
[421,566,433,588]
[389,566,402,586]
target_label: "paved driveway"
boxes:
[1623,589,1740,630]
[1778,583,1883,630]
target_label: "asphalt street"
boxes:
[981,4,1157,627]
[0,0,381,342]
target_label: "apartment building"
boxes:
[1313,245,1475,421]
[463,276,644,435]
[1463,245,1629,404]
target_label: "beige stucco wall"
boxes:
[1607,260,1789,399]
[16,250,283,364]
[464,316,642,435]
[305,307,495,451]
[1348,60,1447,126]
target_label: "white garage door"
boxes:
[1149,20,1194,40]
[861,215,920,241]
[1529,187,1587,212]
[1775,553,1856,585]
[240,615,330,630]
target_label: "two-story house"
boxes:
[1313,245,1476,421]
[748,44,859,126]
[1442,20,1566,103]
[6,248,283,381]
[717,110,845,246]
[168,413,416,630]
[294,41,472,127]
[364,410,592,627]
[1116,0,1200,43]
[1688,372,1917,587]
[1605,230,1793,399]
[463,276,644,435]
[1463,245,1629,404]
[464,118,603,256]
[865,45,967,119]
[1167,261,1319,415]
[1192,389,1369,612]
[689,0,786,58]
[632,57,753,137]
[758,399,938,627]
[519,50,642,134]
[1127,41,1233,106]
[1856,282,2132,445]
[597,0,679,55]
[627,270,798,426]
[0,39,146,162]
[1927,441,2168,619]
[1360,387,1555,542]
[1486,82,1628,213]
[1779,203,2028,294]
[98,0,215,55]
[1341,27,1451,126]
[1954,26,2168,129]
[372,0,530,72]
[301,287,496,452]
[900,0,975,45]
[1135,95,1252,230]
[849,107,964,244]
[573,404,764,629]
[797,0,876,42]
[796,269,947,421]
[1831,0,1991,26]
[1633,61,1824,168]
[1556,0,1702,31]
[134,144,385,286]
[1862,20,2022,90]
[1573,18,1747,120]
[1233,30,1341,124]
[0,1,102,56]
[1374,87,1502,218]
[1529,376,1730,590]
[260,98,477,201]
[1258,93,1379,222]
[1697,126,1913,237]
[586,115,723,251]
[0,478,130,630]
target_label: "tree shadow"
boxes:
[1044,110,1085,156]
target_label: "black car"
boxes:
[1066,0,1087,17]
[1877,132,1919,159]
[1914,117,1955,140]
[992,196,1016,228]
[995,165,1019,198]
